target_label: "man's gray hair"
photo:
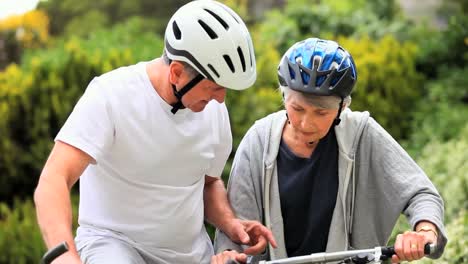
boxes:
[162,48,199,78]
[280,85,351,109]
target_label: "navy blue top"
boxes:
[277,128,339,257]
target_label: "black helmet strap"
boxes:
[333,97,345,126]
[171,73,205,114]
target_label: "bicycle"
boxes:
[40,241,69,264]
[227,243,435,264]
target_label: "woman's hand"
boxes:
[392,221,438,263]
[211,250,247,264]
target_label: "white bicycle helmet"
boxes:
[164,0,256,90]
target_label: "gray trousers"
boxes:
[75,225,213,263]
[78,237,162,264]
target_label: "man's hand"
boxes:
[224,219,277,255]
[211,250,247,264]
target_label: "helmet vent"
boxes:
[288,64,295,80]
[223,55,235,73]
[237,47,246,72]
[198,20,218,39]
[172,21,181,40]
[208,64,220,78]
[204,8,229,30]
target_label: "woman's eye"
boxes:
[292,107,303,112]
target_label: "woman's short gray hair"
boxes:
[280,85,351,109]
[162,49,199,78]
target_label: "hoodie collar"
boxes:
[265,108,369,165]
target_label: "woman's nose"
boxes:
[301,117,315,131]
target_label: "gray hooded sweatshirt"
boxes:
[214,109,447,260]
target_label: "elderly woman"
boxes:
[213,38,447,263]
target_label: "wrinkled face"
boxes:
[171,62,227,112]
[285,92,338,143]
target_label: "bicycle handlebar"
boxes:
[40,241,69,264]
[225,243,435,264]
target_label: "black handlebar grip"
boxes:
[424,243,435,255]
[225,259,241,264]
[382,243,434,258]
[381,246,395,257]
[41,242,69,264]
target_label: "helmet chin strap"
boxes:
[171,74,205,114]
[333,97,345,126]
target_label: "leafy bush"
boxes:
[0,18,163,202]
[0,10,49,68]
[425,209,468,264]
[257,0,413,54]
[38,0,190,36]
[416,14,468,79]
[405,67,468,155]
[0,10,49,48]
[390,125,468,262]
[337,35,423,139]
[0,199,45,263]
[0,196,79,263]
[416,125,468,222]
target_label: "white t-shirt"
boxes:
[55,61,232,263]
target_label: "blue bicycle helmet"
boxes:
[277,38,357,98]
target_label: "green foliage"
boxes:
[337,35,423,139]
[64,10,110,38]
[0,196,79,263]
[0,199,44,263]
[439,0,468,20]
[0,10,50,68]
[416,14,468,79]
[426,209,468,264]
[257,0,413,53]
[38,0,191,36]
[226,87,282,150]
[416,125,468,222]
[0,18,163,201]
[388,124,468,262]
[219,0,250,20]
[405,67,468,155]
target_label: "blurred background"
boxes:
[0,0,466,263]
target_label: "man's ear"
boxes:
[169,61,184,85]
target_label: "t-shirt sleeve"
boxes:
[206,103,232,178]
[55,77,114,162]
